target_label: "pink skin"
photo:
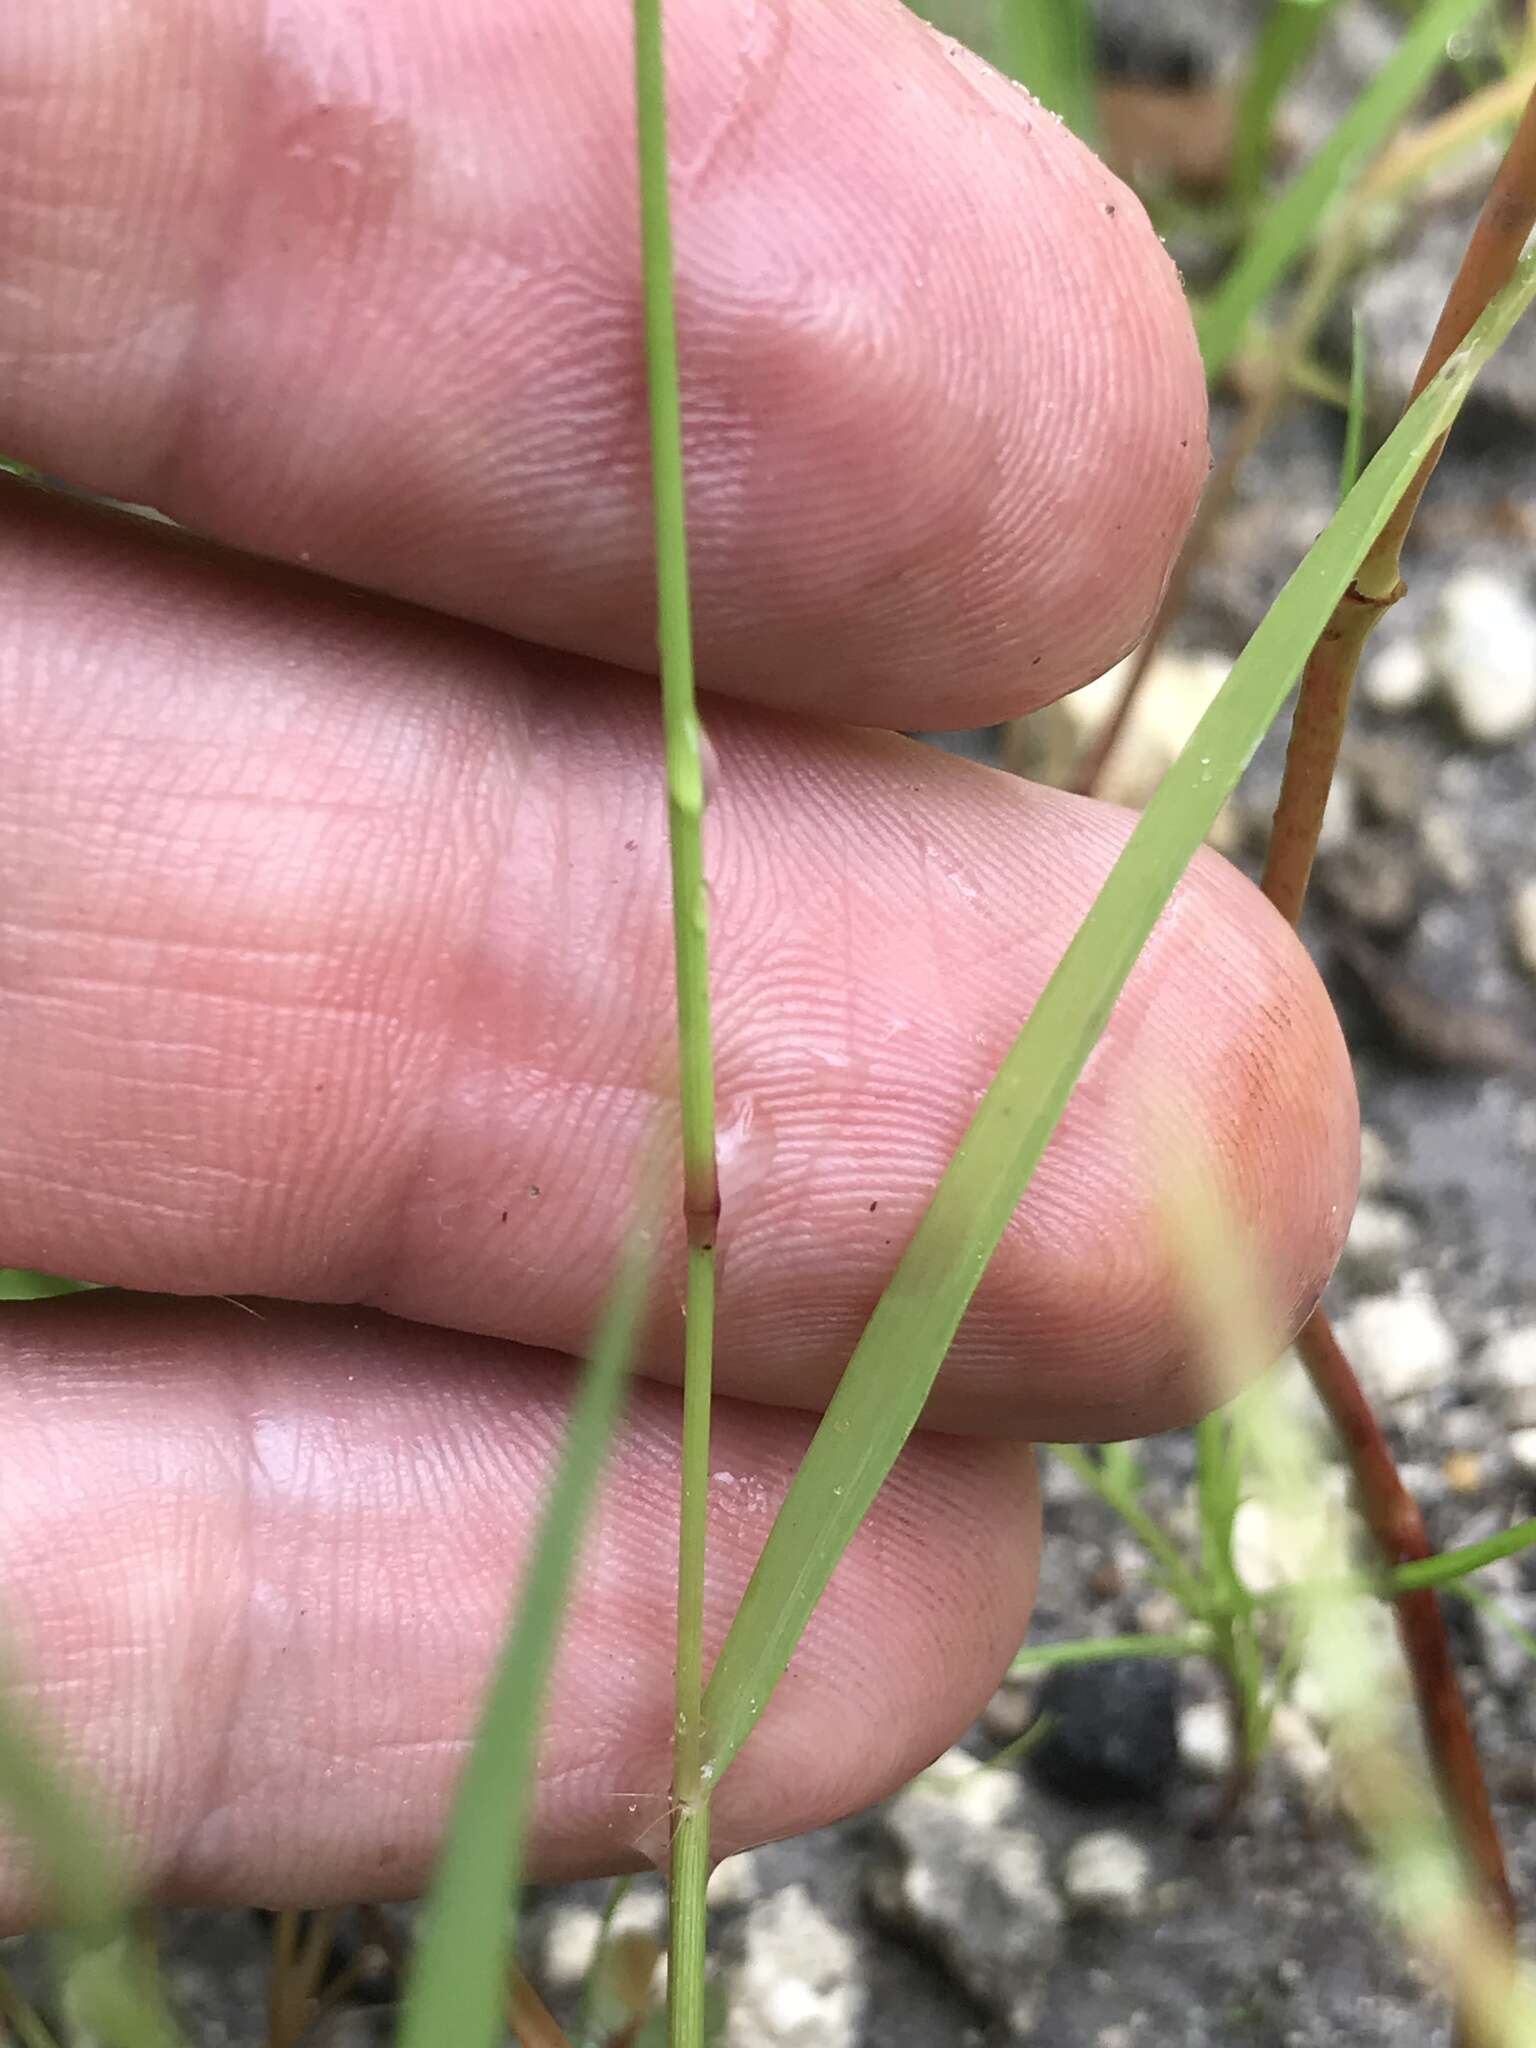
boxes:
[0,0,1356,1918]
[3,0,1202,725]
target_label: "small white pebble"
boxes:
[1507,1427,1536,1477]
[1430,569,1536,744]
[1316,768,1357,855]
[541,1906,603,1988]
[1420,808,1480,890]
[1481,1325,1536,1428]
[1362,637,1431,712]
[1338,1288,1457,1404]
[1358,1125,1394,1199]
[982,1678,1036,1744]
[708,1852,762,1909]
[1269,1704,1333,1799]
[726,1884,862,2047]
[1178,1700,1236,1782]
[1062,1831,1151,1920]
[1339,1200,1415,1287]
[1231,1477,1349,1592]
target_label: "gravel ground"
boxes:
[10,1,1536,2042]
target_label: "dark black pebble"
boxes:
[1028,1657,1180,1805]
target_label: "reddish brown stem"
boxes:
[1297,1312,1517,1937]
[1258,83,1536,2019]
[1260,578,1400,926]
[1261,84,1536,917]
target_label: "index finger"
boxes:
[2,0,1206,727]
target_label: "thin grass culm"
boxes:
[630,4,720,2043]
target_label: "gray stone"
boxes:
[725,1884,863,2048]
[1358,1125,1395,1199]
[1361,637,1431,714]
[983,1676,1038,1745]
[1337,1288,1457,1405]
[1428,569,1536,746]
[1316,831,1419,933]
[1338,1200,1416,1289]
[1480,1325,1536,1429]
[1062,1830,1153,1921]
[868,1751,1063,2036]
[1419,809,1480,892]
[1346,735,1427,824]
[1178,1699,1236,1784]
[708,1852,764,1910]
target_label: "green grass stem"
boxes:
[631,2,720,2040]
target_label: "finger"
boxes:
[0,0,1205,728]
[0,1295,1036,1918]
[0,491,1356,1442]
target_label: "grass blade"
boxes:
[1339,305,1369,500]
[996,0,1098,145]
[397,1237,650,2048]
[1048,1444,1207,1614]
[0,1689,129,1939]
[1232,0,1347,204]
[0,1685,181,2047]
[1198,0,1486,381]
[0,1272,93,1300]
[1389,1518,1536,1591]
[1011,1629,1212,1674]
[699,248,1536,1788]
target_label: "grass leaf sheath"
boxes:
[631,3,720,2042]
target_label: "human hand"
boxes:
[0,0,1356,1913]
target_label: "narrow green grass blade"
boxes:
[0,1689,128,1934]
[1451,1582,1536,1665]
[0,1964,61,2048]
[1232,0,1346,204]
[0,1687,180,2047]
[397,1237,650,2048]
[1011,1629,1211,1674]
[0,1271,92,1300]
[1198,0,1486,381]
[700,249,1536,1787]
[1389,1516,1536,1591]
[1340,306,1369,499]
[996,0,1098,145]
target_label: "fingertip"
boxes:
[950,833,1358,1440]
[704,1431,1041,1858]
[692,6,1209,726]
